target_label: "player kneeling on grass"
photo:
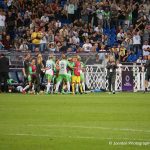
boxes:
[72,56,83,94]
[45,54,55,94]
[54,54,72,94]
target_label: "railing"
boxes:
[85,64,149,92]
[1,50,110,67]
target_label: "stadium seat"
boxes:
[8,71,19,86]
[103,27,117,46]
[16,71,24,83]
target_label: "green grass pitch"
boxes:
[0,93,150,150]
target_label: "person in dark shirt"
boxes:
[106,56,118,94]
[144,56,150,92]
[2,35,13,50]
[132,3,139,26]
[118,10,126,27]
[0,53,9,92]
[22,53,31,83]
[22,53,31,93]
[35,53,44,94]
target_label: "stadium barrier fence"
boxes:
[85,64,150,92]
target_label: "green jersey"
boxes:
[103,11,110,19]
[58,59,70,75]
[128,12,132,21]
[45,59,55,75]
[68,62,75,76]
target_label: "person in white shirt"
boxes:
[82,39,92,52]
[117,30,124,44]
[7,0,13,7]
[94,25,103,34]
[133,31,141,54]
[67,2,75,22]
[96,7,104,25]
[41,13,49,23]
[72,34,80,45]
[136,55,146,64]
[19,40,29,51]
[55,20,61,28]
[0,11,6,32]
[142,40,150,60]
[40,27,48,52]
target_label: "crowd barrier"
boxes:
[85,64,150,92]
[8,64,150,92]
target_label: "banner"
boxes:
[122,71,133,91]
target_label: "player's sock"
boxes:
[79,83,83,93]
[32,85,35,91]
[76,84,79,93]
[55,81,60,92]
[46,83,51,93]
[72,83,75,94]
[23,85,29,91]
[82,82,85,92]
[67,81,70,92]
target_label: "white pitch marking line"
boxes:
[27,124,150,133]
[4,133,150,141]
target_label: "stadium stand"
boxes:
[0,0,149,63]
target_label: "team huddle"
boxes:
[21,53,86,95]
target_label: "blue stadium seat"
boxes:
[103,27,117,46]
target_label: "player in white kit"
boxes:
[45,54,55,94]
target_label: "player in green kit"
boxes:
[67,57,74,82]
[45,54,55,94]
[55,54,72,93]
[79,56,86,93]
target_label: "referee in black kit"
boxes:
[0,53,9,93]
[144,55,150,93]
[106,56,118,94]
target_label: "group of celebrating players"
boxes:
[21,53,86,95]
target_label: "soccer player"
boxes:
[72,55,83,94]
[80,57,86,93]
[22,53,31,93]
[28,58,37,93]
[45,54,55,94]
[55,54,72,93]
[60,57,73,94]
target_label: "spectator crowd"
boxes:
[0,0,150,64]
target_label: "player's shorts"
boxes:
[145,73,150,81]
[72,75,81,83]
[66,74,71,82]
[57,74,70,82]
[45,74,53,81]
[28,75,32,82]
[28,74,37,82]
